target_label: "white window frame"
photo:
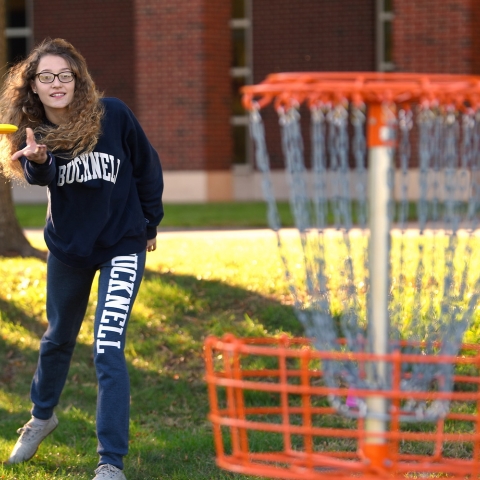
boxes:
[5,0,33,61]
[376,0,395,72]
[231,0,253,166]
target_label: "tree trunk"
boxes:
[0,180,46,259]
[0,0,45,260]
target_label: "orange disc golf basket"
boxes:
[204,73,480,479]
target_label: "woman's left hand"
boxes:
[147,237,157,252]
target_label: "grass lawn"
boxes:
[14,201,420,230]
[14,202,295,230]
[0,227,301,479]
[3,204,480,479]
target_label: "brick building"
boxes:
[6,0,480,203]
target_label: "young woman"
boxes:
[0,38,164,480]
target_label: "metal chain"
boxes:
[249,106,282,231]
[249,97,480,422]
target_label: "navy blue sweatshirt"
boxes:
[20,97,164,268]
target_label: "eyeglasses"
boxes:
[35,71,76,84]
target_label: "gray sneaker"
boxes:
[8,413,58,464]
[93,464,127,480]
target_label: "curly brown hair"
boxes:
[0,38,104,182]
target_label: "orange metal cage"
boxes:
[204,335,480,479]
[205,72,480,478]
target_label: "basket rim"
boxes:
[204,334,480,364]
[241,71,480,109]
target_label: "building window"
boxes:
[376,0,394,71]
[230,0,252,165]
[6,0,32,65]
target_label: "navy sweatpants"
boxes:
[30,250,146,469]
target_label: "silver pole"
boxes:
[365,105,393,447]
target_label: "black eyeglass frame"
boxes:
[35,71,76,84]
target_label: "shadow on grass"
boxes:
[141,268,302,337]
[0,296,46,339]
[0,268,299,478]
[0,297,44,395]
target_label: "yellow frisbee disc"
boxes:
[0,124,18,134]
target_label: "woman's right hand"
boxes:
[11,128,48,164]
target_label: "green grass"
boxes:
[14,202,295,229]
[14,201,422,230]
[0,230,302,479]
[161,202,293,228]
[14,204,49,229]
[4,205,480,479]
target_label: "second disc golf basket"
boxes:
[204,73,480,479]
